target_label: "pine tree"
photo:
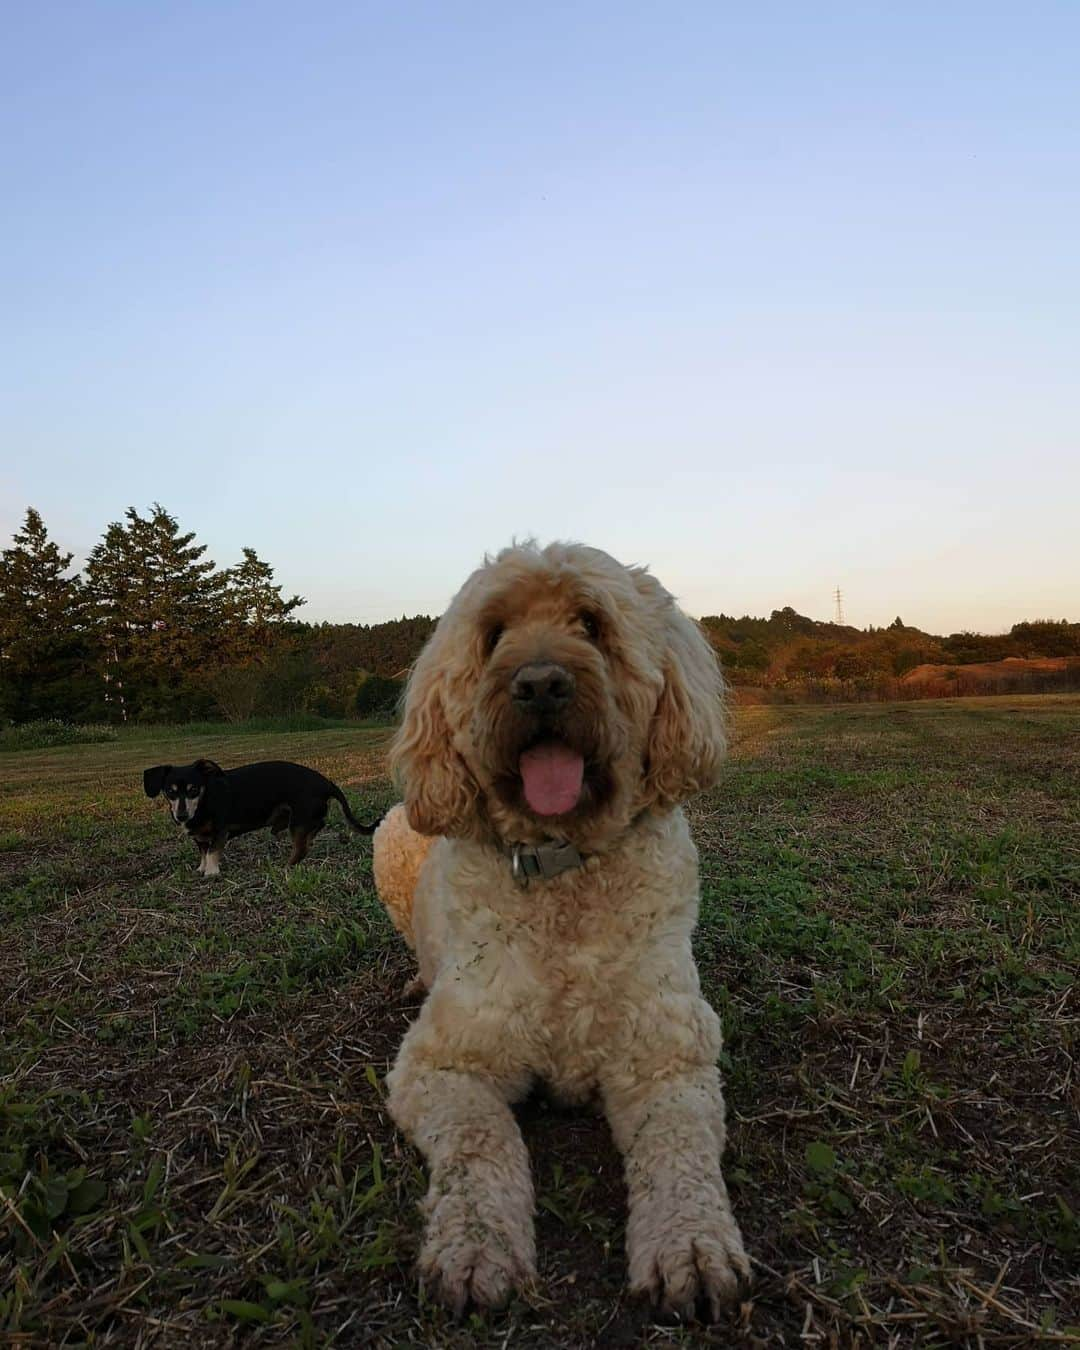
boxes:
[0,509,88,721]
[85,505,229,719]
[83,520,136,720]
[224,547,305,662]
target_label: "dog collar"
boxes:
[509,839,586,887]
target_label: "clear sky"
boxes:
[2,2,1077,633]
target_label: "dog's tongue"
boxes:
[519,742,585,816]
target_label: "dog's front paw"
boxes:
[418,1190,535,1316]
[629,1214,751,1322]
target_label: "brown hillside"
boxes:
[902,656,1068,687]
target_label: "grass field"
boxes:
[1,699,1077,1347]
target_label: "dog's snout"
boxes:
[511,662,576,713]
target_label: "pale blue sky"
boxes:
[2,2,1077,631]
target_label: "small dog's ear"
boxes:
[642,603,728,810]
[195,758,225,777]
[143,765,171,798]
[389,630,479,837]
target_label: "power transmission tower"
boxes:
[834,586,845,626]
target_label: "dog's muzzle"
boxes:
[510,662,575,716]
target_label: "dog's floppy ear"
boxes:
[642,603,728,810]
[143,765,171,798]
[195,758,225,778]
[389,632,479,837]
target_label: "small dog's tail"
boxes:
[330,785,382,836]
[372,804,436,949]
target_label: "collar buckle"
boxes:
[511,842,528,889]
[510,839,585,887]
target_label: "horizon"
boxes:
[6,500,1071,640]
[3,4,1078,633]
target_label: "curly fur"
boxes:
[375,541,749,1319]
[371,805,434,948]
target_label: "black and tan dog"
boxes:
[143,758,380,876]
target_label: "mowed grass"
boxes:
[1,699,1077,1347]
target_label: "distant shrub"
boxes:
[0,720,119,752]
[355,674,404,718]
[205,663,264,723]
[205,647,319,723]
[309,682,349,719]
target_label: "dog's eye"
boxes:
[485,624,504,656]
[579,612,601,641]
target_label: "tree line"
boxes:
[700,608,1080,700]
[2,505,1077,725]
[0,505,420,724]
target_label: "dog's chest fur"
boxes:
[419,810,706,1101]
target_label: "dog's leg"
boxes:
[603,1066,750,1322]
[287,824,313,866]
[202,833,228,878]
[387,1047,536,1313]
[195,840,208,875]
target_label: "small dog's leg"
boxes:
[604,1067,750,1322]
[287,825,312,866]
[202,834,228,878]
[387,1048,536,1314]
[195,841,208,875]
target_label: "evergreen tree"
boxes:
[85,505,228,719]
[84,519,136,720]
[0,509,88,720]
[224,547,305,661]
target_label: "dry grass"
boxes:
[1,698,1077,1347]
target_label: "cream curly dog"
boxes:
[373,541,750,1320]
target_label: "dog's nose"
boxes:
[511,662,575,714]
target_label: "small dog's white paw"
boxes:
[629,1215,751,1322]
[418,1191,535,1315]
